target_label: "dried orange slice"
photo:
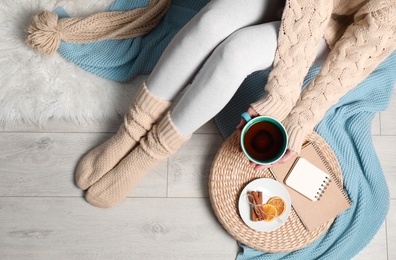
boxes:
[261,204,278,222]
[267,196,286,216]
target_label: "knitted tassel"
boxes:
[26,11,61,55]
[26,0,171,55]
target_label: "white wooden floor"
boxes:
[0,90,395,259]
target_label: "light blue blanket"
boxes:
[56,1,396,259]
[56,0,208,81]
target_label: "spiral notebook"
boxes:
[270,142,351,231]
[285,157,330,201]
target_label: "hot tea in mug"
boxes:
[240,113,288,165]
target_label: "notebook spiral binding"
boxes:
[309,141,351,203]
[314,176,330,200]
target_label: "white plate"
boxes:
[238,178,291,232]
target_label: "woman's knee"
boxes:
[193,0,268,39]
[211,21,281,73]
[192,5,239,38]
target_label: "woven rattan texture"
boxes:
[209,131,343,252]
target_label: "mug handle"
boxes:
[241,112,252,123]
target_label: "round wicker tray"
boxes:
[209,131,342,253]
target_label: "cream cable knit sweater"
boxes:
[251,0,396,153]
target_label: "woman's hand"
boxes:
[250,150,296,170]
[236,107,259,152]
[236,106,297,170]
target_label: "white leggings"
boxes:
[146,0,330,136]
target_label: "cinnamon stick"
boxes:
[248,191,263,221]
[248,191,258,221]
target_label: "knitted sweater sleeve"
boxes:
[282,2,396,153]
[250,0,333,121]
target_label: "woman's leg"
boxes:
[85,22,282,207]
[170,22,330,136]
[75,0,275,191]
[146,0,278,101]
[84,22,330,208]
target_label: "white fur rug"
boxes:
[0,0,147,126]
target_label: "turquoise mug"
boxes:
[240,112,288,165]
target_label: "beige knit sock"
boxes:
[85,113,189,208]
[75,81,171,190]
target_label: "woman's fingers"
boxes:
[275,150,296,164]
[237,107,260,152]
[237,118,245,152]
[236,118,245,131]
[252,149,297,171]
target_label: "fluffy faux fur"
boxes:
[0,0,146,126]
